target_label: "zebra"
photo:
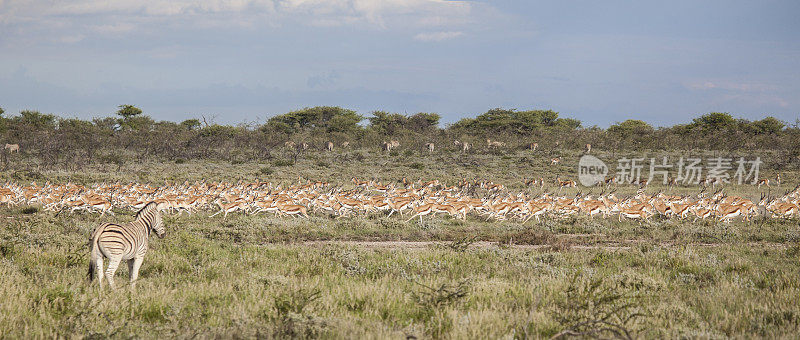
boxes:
[88,201,166,288]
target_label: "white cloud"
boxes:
[278,0,472,28]
[686,80,789,108]
[413,31,463,42]
[56,34,86,44]
[50,0,274,16]
[0,0,475,45]
[92,23,137,34]
[1,0,470,27]
[687,81,717,90]
[686,80,777,92]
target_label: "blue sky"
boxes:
[0,0,798,127]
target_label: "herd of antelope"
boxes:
[1,177,798,223]
[276,139,588,154]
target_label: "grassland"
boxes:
[1,148,799,338]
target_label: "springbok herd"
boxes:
[2,178,799,223]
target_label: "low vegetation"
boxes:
[1,207,799,338]
[0,105,798,170]
[1,105,798,337]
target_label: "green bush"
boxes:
[552,273,649,339]
[264,106,363,135]
[273,160,294,167]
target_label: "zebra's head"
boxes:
[152,211,166,239]
[138,201,167,239]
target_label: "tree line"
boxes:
[0,105,797,169]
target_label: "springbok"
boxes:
[556,177,576,192]
[406,202,435,222]
[525,178,545,188]
[276,201,310,218]
[210,199,245,219]
[4,143,19,153]
[618,204,654,223]
[486,139,505,149]
[425,143,435,153]
[715,203,745,223]
[382,140,400,152]
[766,199,799,219]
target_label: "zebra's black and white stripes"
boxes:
[88,201,166,288]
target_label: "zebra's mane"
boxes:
[135,201,160,220]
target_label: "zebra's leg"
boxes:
[127,259,135,279]
[104,256,122,289]
[129,257,144,288]
[95,256,104,287]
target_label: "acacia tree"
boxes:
[368,111,441,135]
[263,106,364,135]
[117,104,142,119]
[180,119,202,131]
[116,104,153,132]
[451,108,573,135]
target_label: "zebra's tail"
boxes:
[88,224,104,281]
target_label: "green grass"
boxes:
[0,149,799,338]
[2,205,800,338]
[1,217,799,338]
